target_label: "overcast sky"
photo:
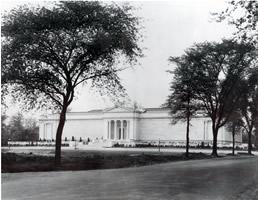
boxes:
[1,0,236,117]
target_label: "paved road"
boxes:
[3,146,258,156]
[2,156,258,200]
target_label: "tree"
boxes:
[165,56,200,158]
[255,121,258,149]
[214,0,258,154]
[239,68,258,154]
[5,113,39,142]
[1,114,9,146]
[226,110,243,155]
[177,40,255,156]
[24,118,39,141]
[9,113,25,141]
[214,0,258,45]
[2,2,142,165]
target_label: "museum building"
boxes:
[39,106,242,146]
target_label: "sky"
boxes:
[1,0,236,118]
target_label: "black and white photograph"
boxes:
[1,0,258,199]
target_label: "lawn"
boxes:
[2,148,212,173]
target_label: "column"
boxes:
[124,120,127,140]
[203,121,206,141]
[107,121,109,139]
[130,119,134,140]
[111,120,114,140]
[118,120,121,140]
[39,122,44,140]
[51,123,53,140]
[121,120,124,140]
[108,121,111,140]
[114,120,117,140]
[44,124,47,139]
[127,120,130,140]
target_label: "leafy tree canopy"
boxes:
[214,0,258,44]
[239,67,258,134]
[186,40,256,126]
[1,1,143,110]
[165,56,201,124]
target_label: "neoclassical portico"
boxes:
[106,120,130,140]
[103,107,138,142]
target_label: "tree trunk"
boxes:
[186,113,190,158]
[255,119,258,148]
[211,126,219,157]
[55,105,68,166]
[185,97,190,158]
[248,130,252,155]
[232,127,235,156]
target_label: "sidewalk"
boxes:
[2,146,258,155]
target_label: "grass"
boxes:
[2,149,212,173]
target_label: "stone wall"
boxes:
[62,119,104,141]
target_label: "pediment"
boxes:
[104,106,134,113]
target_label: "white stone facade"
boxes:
[39,107,242,146]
